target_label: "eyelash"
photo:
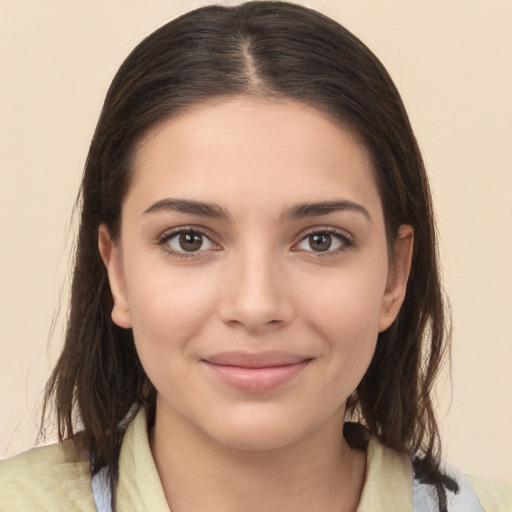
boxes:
[294,227,355,256]
[157,227,219,258]
[156,226,355,259]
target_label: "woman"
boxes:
[0,2,509,511]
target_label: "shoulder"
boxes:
[468,474,512,512]
[363,436,511,512]
[414,463,511,512]
[0,439,96,512]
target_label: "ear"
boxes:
[98,224,132,328]
[378,224,414,332]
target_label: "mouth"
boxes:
[201,351,313,393]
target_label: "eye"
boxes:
[160,229,217,255]
[295,229,353,253]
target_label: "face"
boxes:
[100,97,412,452]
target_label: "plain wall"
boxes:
[1,0,511,481]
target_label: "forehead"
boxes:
[127,97,382,219]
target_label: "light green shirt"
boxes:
[1,409,510,511]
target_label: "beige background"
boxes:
[1,0,511,481]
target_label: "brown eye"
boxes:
[295,229,351,254]
[178,232,204,252]
[164,230,216,254]
[308,233,333,252]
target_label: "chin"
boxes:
[214,426,303,453]
[200,405,316,452]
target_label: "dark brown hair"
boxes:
[42,2,455,510]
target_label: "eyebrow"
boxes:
[283,200,372,222]
[143,198,230,220]
[143,198,371,222]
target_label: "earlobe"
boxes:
[378,225,414,332]
[98,224,132,329]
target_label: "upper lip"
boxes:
[203,351,312,368]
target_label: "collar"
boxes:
[115,408,413,512]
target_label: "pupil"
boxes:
[179,232,203,252]
[310,234,332,252]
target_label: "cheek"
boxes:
[123,259,221,360]
[297,264,388,385]
[300,263,388,336]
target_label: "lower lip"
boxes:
[202,360,311,393]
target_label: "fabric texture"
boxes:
[1,408,510,511]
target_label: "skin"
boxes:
[99,97,413,512]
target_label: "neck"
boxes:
[150,404,366,512]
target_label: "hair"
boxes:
[42,2,455,510]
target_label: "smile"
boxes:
[201,351,312,393]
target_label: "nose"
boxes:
[217,248,295,333]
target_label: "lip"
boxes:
[201,351,312,392]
